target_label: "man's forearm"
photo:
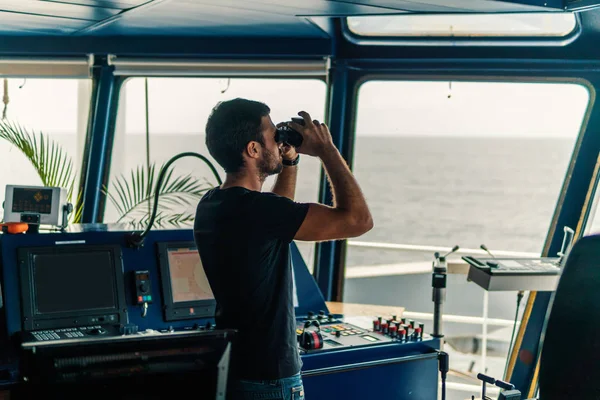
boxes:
[271,165,298,200]
[319,146,371,223]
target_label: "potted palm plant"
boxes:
[0,119,214,227]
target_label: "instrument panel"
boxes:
[0,225,439,397]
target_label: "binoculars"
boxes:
[275,117,305,148]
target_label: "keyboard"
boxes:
[462,257,560,275]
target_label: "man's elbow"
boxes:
[348,214,374,237]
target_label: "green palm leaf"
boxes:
[0,119,82,222]
[104,162,212,226]
[0,119,74,192]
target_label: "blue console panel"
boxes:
[0,225,440,398]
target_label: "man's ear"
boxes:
[245,141,261,160]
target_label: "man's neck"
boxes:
[220,170,263,192]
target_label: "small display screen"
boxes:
[166,247,214,303]
[361,335,380,342]
[12,188,53,214]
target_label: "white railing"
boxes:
[347,240,539,258]
[343,240,531,385]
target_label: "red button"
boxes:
[138,296,143,303]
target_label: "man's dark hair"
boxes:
[205,98,271,173]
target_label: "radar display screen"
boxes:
[166,247,214,303]
[12,188,52,214]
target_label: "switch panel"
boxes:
[134,270,152,304]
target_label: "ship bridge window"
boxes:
[343,79,589,397]
[0,78,92,221]
[105,77,326,271]
[346,13,577,37]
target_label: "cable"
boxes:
[125,151,222,248]
[504,290,524,379]
[438,351,449,400]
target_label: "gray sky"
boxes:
[1,77,591,138]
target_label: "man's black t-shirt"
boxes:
[193,186,309,380]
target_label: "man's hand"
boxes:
[276,122,298,162]
[287,111,334,158]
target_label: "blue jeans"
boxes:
[227,372,305,400]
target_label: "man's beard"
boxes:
[258,147,283,180]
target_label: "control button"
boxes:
[398,329,406,341]
[88,327,106,335]
[381,323,388,334]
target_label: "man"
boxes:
[194,98,373,400]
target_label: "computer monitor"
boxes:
[156,241,216,321]
[18,244,127,331]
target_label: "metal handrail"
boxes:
[347,240,539,258]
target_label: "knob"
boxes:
[328,314,334,321]
[307,311,314,320]
[205,321,213,329]
[381,322,389,334]
[398,329,406,341]
[373,319,381,331]
[318,310,326,319]
[335,331,341,338]
[139,283,149,293]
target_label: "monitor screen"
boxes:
[19,244,127,331]
[33,251,117,315]
[157,242,216,321]
[166,246,214,303]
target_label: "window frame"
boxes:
[342,13,582,48]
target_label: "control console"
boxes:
[297,311,427,353]
[463,256,561,291]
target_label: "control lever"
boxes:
[477,373,495,400]
[432,245,459,340]
[558,226,575,265]
[298,320,323,350]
